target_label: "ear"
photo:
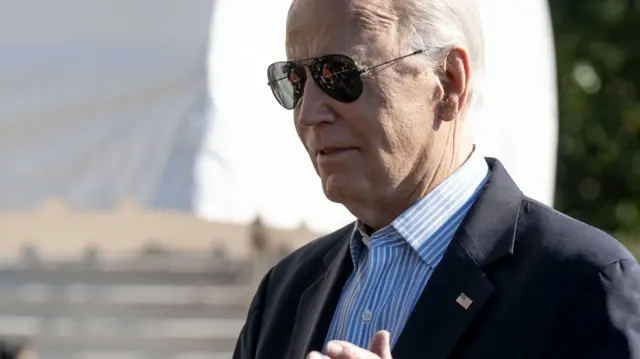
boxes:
[437,47,471,122]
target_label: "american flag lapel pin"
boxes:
[456,293,473,310]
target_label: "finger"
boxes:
[368,331,392,359]
[307,351,330,359]
[326,340,380,359]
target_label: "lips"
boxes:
[317,147,356,155]
[319,148,350,155]
[315,147,359,163]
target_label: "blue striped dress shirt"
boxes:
[323,150,490,350]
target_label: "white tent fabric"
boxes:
[202,0,558,233]
[0,0,213,211]
[473,0,558,209]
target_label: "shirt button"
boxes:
[361,310,373,322]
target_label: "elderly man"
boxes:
[233,0,640,358]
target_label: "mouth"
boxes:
[318,147,356,156]
[317,147,358,158]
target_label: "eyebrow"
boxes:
[289,48,364,64]
[288,55,317,63]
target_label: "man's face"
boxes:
[286,0,444,211]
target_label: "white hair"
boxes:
[398,0,485,110]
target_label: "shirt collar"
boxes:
[351,148,489,267]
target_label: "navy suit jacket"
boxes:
[233,158,640,359]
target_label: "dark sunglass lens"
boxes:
[267,62,305,110]
[311,55,363,103]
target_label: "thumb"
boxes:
[368,330,392,359]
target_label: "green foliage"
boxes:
[549,0,640,241]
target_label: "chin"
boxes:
[321,174,361,205]
[324,189,346,204]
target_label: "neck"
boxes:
[356,130,474,231]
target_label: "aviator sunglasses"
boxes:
[267,49,428,110]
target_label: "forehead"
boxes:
[285,0,400,60]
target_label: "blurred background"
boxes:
[0,0,637,358]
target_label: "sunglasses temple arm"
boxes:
[359,49,427,73]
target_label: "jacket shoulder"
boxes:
[518,197,636,269]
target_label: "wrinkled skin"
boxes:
[286,0,473,230]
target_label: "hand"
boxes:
[307,330,392,359]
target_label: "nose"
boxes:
[296,73,337,127]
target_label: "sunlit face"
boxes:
[286,0,444,213]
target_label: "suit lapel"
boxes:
[393,158,524,359]
[286,226,353,359]
[392,232,494,359]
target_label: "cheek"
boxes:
[292,115,310,152]
[381,77,437,146]
[371,103,433,174]
[293,108,307,136]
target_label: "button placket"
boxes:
[361,309,373,323]
[360,239,391,326]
